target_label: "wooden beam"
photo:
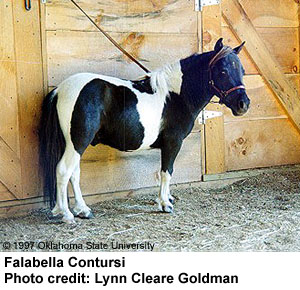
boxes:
[222,0,300,131]
[203,164,300,182]
[202,5,226,174]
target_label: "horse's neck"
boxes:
[179,52,214,117]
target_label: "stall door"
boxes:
[0,0,45,202]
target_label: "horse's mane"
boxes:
[209,46,233,68]
[149,61,182,98]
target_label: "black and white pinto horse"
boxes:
[39,38,250,223]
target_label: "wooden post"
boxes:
[202,5,226,175]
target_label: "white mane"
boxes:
[149,61,183,97]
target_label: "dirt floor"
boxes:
[1,166,300,252]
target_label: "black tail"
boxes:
[39,89,66,208]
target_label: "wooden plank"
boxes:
[80,132,202,196]
[0,182,8,194]
[47,31,198,86]
[288,74,300,92]
[299,3,300,93]
[0,137,22,197]
[225,118,300,171]
[197,12,207,177]
[13,0,45,198]
[222,0,300,132]
[204,164,300,182]
[40,1,49,94]
[0,0,20,156]
[46,0,197,34]
[0,182,17,202]
[222,27,299,75]
[204,168,262,182]
[202,5,225,174]
[221,0,299,28]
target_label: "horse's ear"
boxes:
[233,41,245,54]
[214,38,224,52]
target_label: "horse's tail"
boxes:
[39,88,65,208]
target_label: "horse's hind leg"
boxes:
[52,145,78,223]
[70,158,93,219]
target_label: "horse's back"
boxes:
[55,72,166,154]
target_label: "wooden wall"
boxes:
[0,0,44,205]
[221,0,300,171]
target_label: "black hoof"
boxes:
[162,205,173,213]
[169,198,175,205]
[78,211,94,219]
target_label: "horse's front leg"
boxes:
[158,139,182,213]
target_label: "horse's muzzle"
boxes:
[235,94,250,115]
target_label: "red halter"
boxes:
[209,79,245,104]
[208,47,246,104]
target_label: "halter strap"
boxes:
[208,46,245,104]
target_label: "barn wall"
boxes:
[222,0,300,171]
[204,0,300,172]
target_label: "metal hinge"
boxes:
[197,110,223,124]
[195,0,220,11]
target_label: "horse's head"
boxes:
[209,38,250,116]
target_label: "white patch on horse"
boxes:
[150,61,183,96]
[157,170,173,213]
[133,90,165,149]
[133,62,183,149]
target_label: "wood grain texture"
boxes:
[204,103,225,174]
[221,0,299,28]
[202,5,225,174]
[0,0,20,157]
[222,0,300,132]
[222,26,299,75]
[12,0,45,197]
[0,137,22,198]
[0,182,17,202]
[46,0,197,34]
[80,133,202,196]
[47,31,198,86]
[225,118,300,171]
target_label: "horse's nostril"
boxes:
[239,100,246,110]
